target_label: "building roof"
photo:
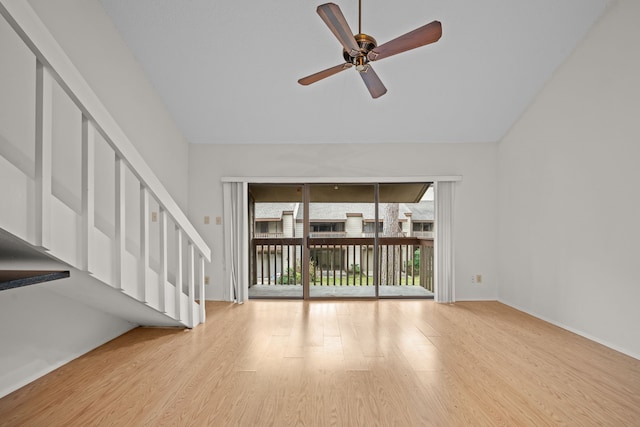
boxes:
[254,203,296,220]
[402,202,435,221]
[255,201,434,222]
[306,203,375,221]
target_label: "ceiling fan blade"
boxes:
[298,63,352,86]
[317,3,361,57]
[359,65,387,99]
[368,20,442,62]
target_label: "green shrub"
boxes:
[278,268,301,284]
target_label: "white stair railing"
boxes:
[0,0,209,327]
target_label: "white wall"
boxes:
[26,0,190,210]
[498,0,640,358]
[0,283,134,398]
[189,142,499,301]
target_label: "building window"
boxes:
[257,221,282,233]
[413,222,433,232]
[362,221,383,234]
[310,222,344,232]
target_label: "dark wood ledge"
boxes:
[0,270,70,291]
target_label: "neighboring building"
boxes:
[253,201,434,282]
[255,201,435,239]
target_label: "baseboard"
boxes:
[497,299,640,362]
[0,322,136,399]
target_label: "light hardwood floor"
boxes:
[1,300,639,426]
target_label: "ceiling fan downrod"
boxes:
[358,0,362,34]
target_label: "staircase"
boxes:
[0,0,210,329]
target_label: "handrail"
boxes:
[0,0,210,261]
[309,232,347,238]
[254,232,284,238]
[308,236,427,246]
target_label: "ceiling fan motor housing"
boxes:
[343,33,377,69]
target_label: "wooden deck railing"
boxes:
[413,231,434,239]
[309,232,347,238]
[251,237,434,292]
[254,232,284,238]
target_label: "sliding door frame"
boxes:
[229,175,461,302]
[225,176,462,185]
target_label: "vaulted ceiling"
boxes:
[98,0,610,145]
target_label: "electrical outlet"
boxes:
[215,216,222,225]
[205,276,210,285]
[476,274,483,284]
[204,216,210,225]
[151,211,157,222]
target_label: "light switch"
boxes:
[204,216,210,225]
[151,212,157,222]
[215,216,222,225]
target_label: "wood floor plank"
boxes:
[1,300,639,426]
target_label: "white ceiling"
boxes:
[98,0,610,145]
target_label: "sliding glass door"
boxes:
[247,182,434,300]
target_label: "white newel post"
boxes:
[199,255,206,324]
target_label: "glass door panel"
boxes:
[378,182,434,298]
[248,184,304,299]
[308,184,376,298]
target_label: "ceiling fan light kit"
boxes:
[298,1,442,99]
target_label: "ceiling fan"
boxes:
[298,1,442,99]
